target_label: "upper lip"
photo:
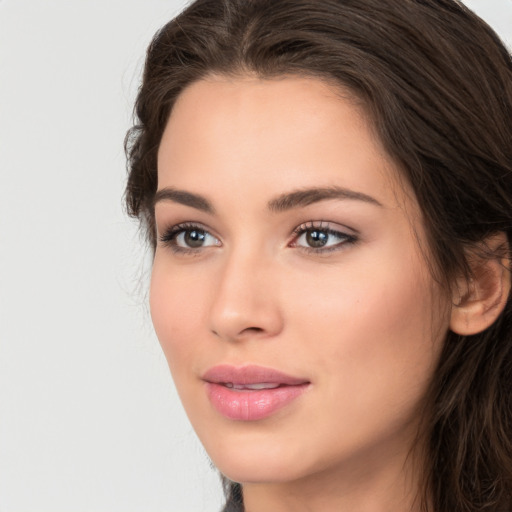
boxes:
[202,364,309,386]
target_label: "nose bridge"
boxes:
[209,241,282,341]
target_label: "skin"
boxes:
[151,75,453,512]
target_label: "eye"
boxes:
[291,222,357,253]
[159,223,221,253]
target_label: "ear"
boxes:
[450,232,511,336]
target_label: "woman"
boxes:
[125,0,512,510]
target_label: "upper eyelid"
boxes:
[158,223,220,253]
[158,221,216,238]
[157,220,359,250]
[290,225,358,256]
[292,220,359,236]
[292,225,355,241]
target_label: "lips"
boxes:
[224,382,281,390]
[202,365,310,421]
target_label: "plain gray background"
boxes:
[0,1,511,511]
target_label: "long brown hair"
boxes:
[125,1,512,510]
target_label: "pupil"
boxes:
[184,229,206,248]
[306,230,328,247]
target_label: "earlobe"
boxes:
[450,232,511,336]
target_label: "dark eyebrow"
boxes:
[154,185,382,215]
[268,186,383,212]
[153,187,215,214]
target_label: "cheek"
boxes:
[149,259,208,374]
[264,252,449,471]
[283,247,448,405]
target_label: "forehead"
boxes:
[157,75,416,215]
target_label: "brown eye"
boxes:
[305,230,329,248]
[159,224,221,251]
[184,229,207,248]
[293,224,357,253]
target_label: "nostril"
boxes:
[241,327,265,334]
[211,325,265,340]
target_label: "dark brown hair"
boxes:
[125,1,512,510]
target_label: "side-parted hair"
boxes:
[125,1,512,510]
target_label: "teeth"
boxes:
[224,382,281,390]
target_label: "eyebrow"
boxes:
[153,185,382,214]
[268,186,383,212]
[153,187,215,214]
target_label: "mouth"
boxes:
[202,364,310,421]
[221,382,284,390]
[202,364,309,386]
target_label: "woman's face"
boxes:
[151,76,451,486]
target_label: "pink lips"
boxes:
[202,365,310,421]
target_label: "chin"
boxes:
[203,433,317,485]
[217,459,305,485]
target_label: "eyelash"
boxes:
[291,221,358,254]
[158,222,217,255]
[158,221,358,255]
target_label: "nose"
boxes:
[208,248,284,342]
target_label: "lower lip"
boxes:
[205,382,309,421]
